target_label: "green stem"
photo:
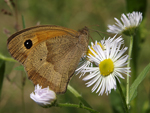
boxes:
[21,72,25,113]
[22,15,26,29]
[126,35,133,109]
[67,84,92,108]
[116,79,129,113]
[56,103,99,113]
[21,83,25,113]
[0,53,16,62]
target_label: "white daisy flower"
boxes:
[30,84,56,107]
[82,36,130,95]
[75,35,124,78]
[107,11,142,35]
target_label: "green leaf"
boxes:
[129,63,150,102]
[14,65,24,71]
[0,60,5,99]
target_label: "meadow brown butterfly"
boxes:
[7,25,88,94]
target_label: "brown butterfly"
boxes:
[7,25,88,94]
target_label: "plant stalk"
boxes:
[126,35,133,109]
[67,84,92,108]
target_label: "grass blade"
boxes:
[129,63,150,102]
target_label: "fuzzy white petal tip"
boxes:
[107,11,143,35]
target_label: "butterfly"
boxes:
[7,25,89,94]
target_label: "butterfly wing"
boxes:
[7,25,88,94]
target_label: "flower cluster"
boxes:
[75,11,143,95]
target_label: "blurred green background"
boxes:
[0,0,150,113]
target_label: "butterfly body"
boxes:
[7,25,88,94]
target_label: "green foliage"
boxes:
[0,60,5,99]
[129,63,150,102]
[126,0,147,18]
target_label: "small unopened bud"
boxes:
[30,84,56,107]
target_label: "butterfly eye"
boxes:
[24,39,33,49]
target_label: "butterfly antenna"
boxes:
[88,34,94,43]
[86,24,111,39]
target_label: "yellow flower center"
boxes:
[87,43,104,56]
[99,58,114,76]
